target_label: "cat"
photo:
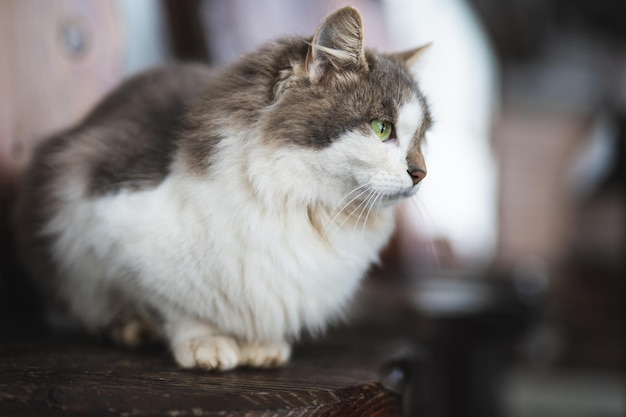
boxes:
[13,6,431,370]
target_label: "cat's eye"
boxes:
[371,119,394,142]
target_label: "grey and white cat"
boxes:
[14,6,431,370]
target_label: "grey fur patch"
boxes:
[82,65,213,195]
[261,48,425,149]
[16,65,217,200]
[12,132,72,296]
[12,66,215,308]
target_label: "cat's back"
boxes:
[22,64,213,199]
[13,65,213,280]
[69,64,212,195]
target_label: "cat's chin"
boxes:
[380,188,419,206]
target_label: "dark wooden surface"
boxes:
[0,333,406,417]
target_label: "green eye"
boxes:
[371,119,394,141]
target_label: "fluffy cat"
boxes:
[13,6,431,370]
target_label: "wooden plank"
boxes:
[0,336,403,416]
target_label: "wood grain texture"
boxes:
[0,337,403,416]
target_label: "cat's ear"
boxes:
[393,43,432,68]
[305,6,368,84]
[389,43,432,81]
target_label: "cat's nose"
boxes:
[408,168,426,186]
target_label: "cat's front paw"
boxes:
[240,341,291,368]
[172,335,240,371]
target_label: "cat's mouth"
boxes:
[380,187,418,204]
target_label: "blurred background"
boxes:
[0,1,623,416]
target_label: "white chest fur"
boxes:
[46,137,396,343]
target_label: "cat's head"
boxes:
[253,7,432,210]
[258,7,431,207]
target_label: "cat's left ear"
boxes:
[392,42,432,68]
[306,6,368,84]
[390,43,432,80]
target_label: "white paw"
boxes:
[240,341,291,368]
[172,335,240,371]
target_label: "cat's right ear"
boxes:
[305,6,368,84]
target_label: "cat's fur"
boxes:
[13,7,431,370]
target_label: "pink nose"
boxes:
[408,168,426,186]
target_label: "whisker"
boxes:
[361,187,384,239]
[375,188,385,213]
[333,183,369,214]
[324,184,371,234]
[344,188,375,234]
[409,195,442,270]
[354,187,379,239]
[326,186,375,240]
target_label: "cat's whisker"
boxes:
[325,184,372,234]
[333,183,370,213]
[409,195,442,271]
[343,188,374,234]
[353,187,378,239]
[328,184,370,225]
[357,185,384,239]
[371,188,385,216]
[361,186,384,239]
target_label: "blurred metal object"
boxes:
[384,271,542,417]
[379,350,434,417]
